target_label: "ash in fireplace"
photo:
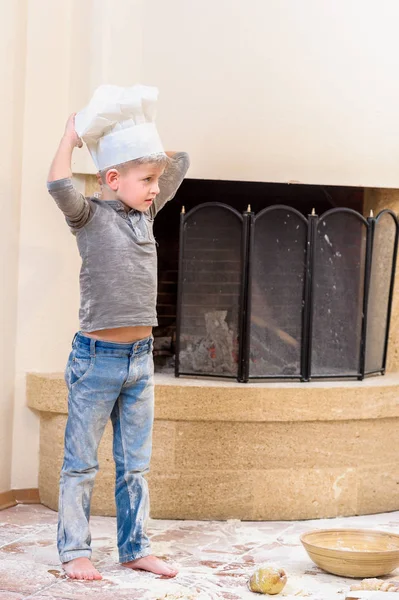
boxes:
[179,310,238,375]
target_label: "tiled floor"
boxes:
[0,505,398,600]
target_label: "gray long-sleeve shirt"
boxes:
[47,152,190,331]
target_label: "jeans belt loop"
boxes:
[90,338,96,358]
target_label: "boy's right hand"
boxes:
[63,113,83,148]
[48,113,83,182]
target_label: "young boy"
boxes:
[47,86,189,581]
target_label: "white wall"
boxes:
[0,0,27,493]
[11,0,81,489]
[9,0,399,489]
[141,0,399,187]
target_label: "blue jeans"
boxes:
[57,332,154,564]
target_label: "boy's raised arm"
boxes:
[47,114,94,230]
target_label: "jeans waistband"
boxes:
[72,331,153,357]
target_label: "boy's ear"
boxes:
[105,169,119,191]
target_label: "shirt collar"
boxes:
[104,200,127,213]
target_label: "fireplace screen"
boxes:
[175,204,244,379]
[175,204,398,382]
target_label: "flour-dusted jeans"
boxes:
[57,332,154,564]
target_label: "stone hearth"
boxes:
[28,372,399,520]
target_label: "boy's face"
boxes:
[106,163,165,212]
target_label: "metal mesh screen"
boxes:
[176,203,397,382]
[311,211,367,376]
[177,205,243,377]
[365,212,397,373]
[249,208,307,377]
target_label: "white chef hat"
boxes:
[75,84,165,172]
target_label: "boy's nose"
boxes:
[152,182,160,195]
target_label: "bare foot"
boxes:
[63,557,102,580]
[122,555,178,578]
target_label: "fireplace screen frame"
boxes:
[175,203,398,382]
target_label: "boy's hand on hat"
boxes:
[63,113,83,149]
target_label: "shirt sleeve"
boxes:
[47,177,95,230]
[149,152,190,218]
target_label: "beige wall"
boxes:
[0,0,27,493]
[6,0,399,489]
[11,0,80,489]
[141,0,399,187]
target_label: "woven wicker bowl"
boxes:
[300,529,399,578]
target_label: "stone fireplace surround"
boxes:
[27,183,399,520]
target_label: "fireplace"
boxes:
[33,177,399,521]
[153,180,398,382]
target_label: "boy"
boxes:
[47,85,189,581]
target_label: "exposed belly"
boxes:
[83,326,152,343]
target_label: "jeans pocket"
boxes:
[70,356,95,388]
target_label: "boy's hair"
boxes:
[99,153,170,184]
